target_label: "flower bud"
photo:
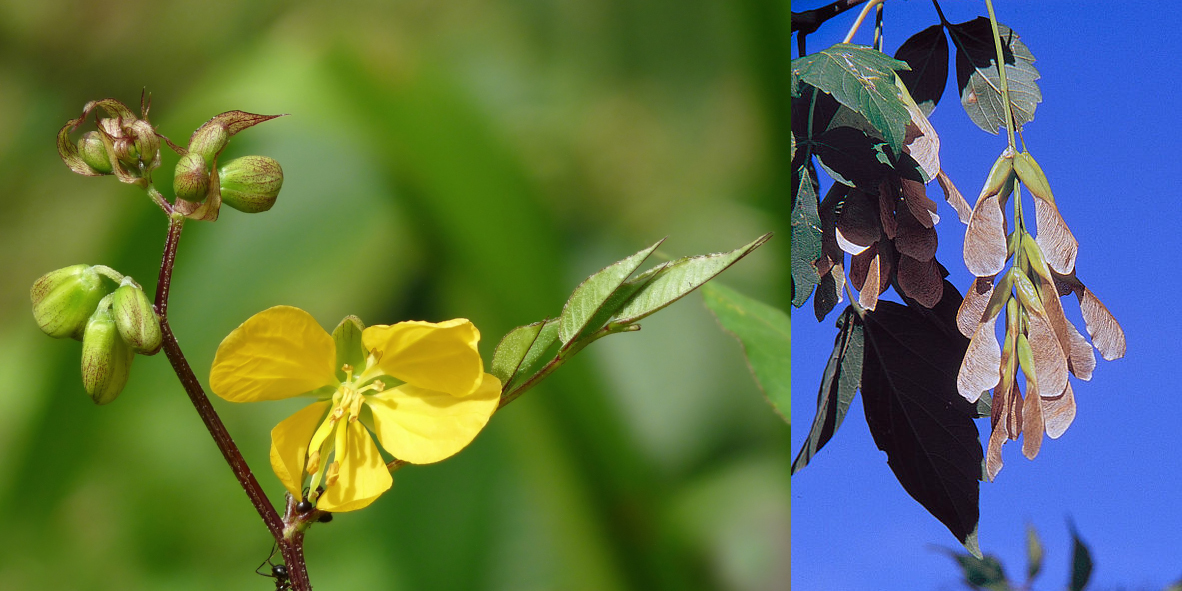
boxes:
[31,265,113,340]
[219,156,283,213]
[112,136,139,168]
[129,119,161,171]
[111,280,161,355]
[173,152,211,202]
[81,299,135,405]
[188,124,229,166]
[77,131,113,174]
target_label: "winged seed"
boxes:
[964,193,1007,276]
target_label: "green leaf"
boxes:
[975,390,993,419]
[702,283,791,423]
[948,551,1010,591]
[491,320,547,386]
[894,24,950,116]
[860,281,982,550]
[609,234,772,325]
[791,165,821,307]
[1069,522,1094,591]
[332,315,366,380]
[791,43,913,152]
[1164,579,1182,591]
[506,319,559,389]
[558,239,664,346]
[792,306,862,473]
[947,19,1041,134]
[1026,523,1044,583]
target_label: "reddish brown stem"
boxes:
[154,214,183,316]
[154,216,313,589]
[159,322,284,535]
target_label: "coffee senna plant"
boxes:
[789,0,1125,555]
[32,93,770,589]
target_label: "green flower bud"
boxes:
[111,280,161,355]
[219,156,283,213]
[31,265,115,340]
[174,152,211,202]
[129,119,161,170]
[77,131,113,174]
[81,296,135,405]
[112,136,139,168]
[189,124,229,166]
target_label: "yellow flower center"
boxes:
[304,352,390,503]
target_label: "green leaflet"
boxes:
[949,552,1010,591]
[501,319,559,390]
[791,43,913,152]
[791,306,863,473]
[558,239,663,346]
[1026,523,1044,583]
[701,283,791,424]
[493,236,769,392]
[947,19,1042,135]
[609,234,772,326]
[491,320,547,386]
[791,165,822,307]
[1069,523,1094,591]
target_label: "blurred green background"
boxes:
[0,1,791,589]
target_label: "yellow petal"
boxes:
[316,420,392,512]
[363,319,484,397]
[366,372,500,465]
[210,306,338,402]
[269,401,332,498]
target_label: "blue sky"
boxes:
[792,1,1182,589]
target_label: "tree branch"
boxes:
[792,0,869,38]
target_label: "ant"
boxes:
[256,543,291,590]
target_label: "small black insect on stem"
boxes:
[257,544,292,591]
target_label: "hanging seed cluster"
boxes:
[956,147,1125,480]
[815,173,949,319]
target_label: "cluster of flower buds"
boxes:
[172,111,285,220]
[56,96,285,222]
[815,173,945,318]
[57,97,162,187]
[31,266,161,404]
[955,147,1125,480]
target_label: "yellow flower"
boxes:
[210,306,500,512]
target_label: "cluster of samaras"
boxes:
[816,171,961,318]
[957,146,1125,480]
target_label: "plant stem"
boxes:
[153,212,313,589]
[984,0,1017,149]
[155,214,184,316]
[984,2,1027,263]
[930,0,949,26]
[147,184,175,215]
[842,0,886,44]
[872,2,884,50]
